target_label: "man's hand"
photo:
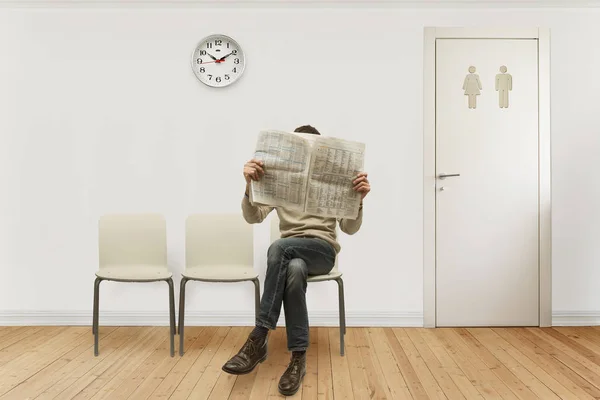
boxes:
[244,159,265,184]
[352,172,370,200]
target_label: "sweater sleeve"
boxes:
[338,205,363,235]
[241,194,273,224]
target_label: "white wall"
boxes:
[0,5,599,326]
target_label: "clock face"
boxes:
[191,34,246,88]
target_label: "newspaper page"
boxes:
[250,130,311,210]
[304,136,365,219]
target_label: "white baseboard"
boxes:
[3,310,594,327]
[551,311,600,326]
[0,310,423,327]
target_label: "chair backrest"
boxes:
[270,214,339,271]
[186,214,253,268]
[98,214,167,269]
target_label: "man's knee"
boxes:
[267,238,296,263]
[287,258,308,285]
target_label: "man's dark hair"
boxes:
[294,125,321,135]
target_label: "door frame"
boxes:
[423,27,552,327]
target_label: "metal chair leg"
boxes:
[336,278,346,356]
[93,277,102,356]
[252,278,260,323]
[178,277,188,356]
[167,278,175,357]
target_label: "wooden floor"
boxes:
[2,327,600,399]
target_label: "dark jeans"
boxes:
[256,237,336,351]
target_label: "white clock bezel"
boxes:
[191,34,246,88]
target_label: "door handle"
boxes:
[438,173,460,179]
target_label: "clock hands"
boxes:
[218,52,234,62]
[200,52,235,65]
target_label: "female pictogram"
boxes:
[463,66,482,109]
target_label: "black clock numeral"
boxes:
[232,50,238,55]
[232,67,237,73]
[225,74,230,80]
[199,67,205,73]
[227,42,230,49]
[196,58,203,64]
[216,76,222,83]
[200,50,207,56]
[234,58,240,64]
[206,43,213,49]
[208,74,213,80]
[215,39,222,46]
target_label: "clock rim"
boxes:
[190,33,246,88]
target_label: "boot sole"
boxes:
[221,353,267,375]
[278,371,306,396]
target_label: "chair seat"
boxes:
[308,270,343,282]
[182,264,258,282]
[96,265,172,282]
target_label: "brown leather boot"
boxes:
[278,352,306,396]
[222,335,268,375]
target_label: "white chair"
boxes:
[178,214,259,356]
[93,214,175,357]
[270,216,346,356]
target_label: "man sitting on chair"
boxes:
[221,125,371,396]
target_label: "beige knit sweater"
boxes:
[241,195,362,253]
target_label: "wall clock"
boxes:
[191,34,246,88]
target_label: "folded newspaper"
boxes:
[249,130,366,219]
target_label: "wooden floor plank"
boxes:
[467,329,560,400]
[187,326,245,399]
[206,327,251,400]
[440,329,518,400]
[0,327,15,341]
[267,326,290,398]
[0,327,63,364]
[420,328,485,399]
[0,327,118,400]
[329,327,354,400]
[73,328,168,399]
[392,328,447,400]
[344,328,373,400]
[455,328,538,400]
[0,327,43,352]
[37,327,156,400]
[368,327,412,399]
[543,327,600,369]
[0,327,84,396]
[406,328,465,400]
[384,328,428,400]
[148,327,213,399]
[520,327,600,391]
[227,364,259,400]
[248,328,285,400]
[108,329,181,400]
[300,327,318,400]
[168,326,230,400]
[354,327,393,400]
[4,326,600,400]
[316,328,334,400]
[493,328,595,400]
[555,327,600,358]
[512,327,600,398]
[83,328,167,400]
[27,327,135,400]
[429,329,502,400]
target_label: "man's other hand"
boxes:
[353,172,370,200]
[244,159,265,184]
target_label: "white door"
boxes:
[435,39,539,326]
